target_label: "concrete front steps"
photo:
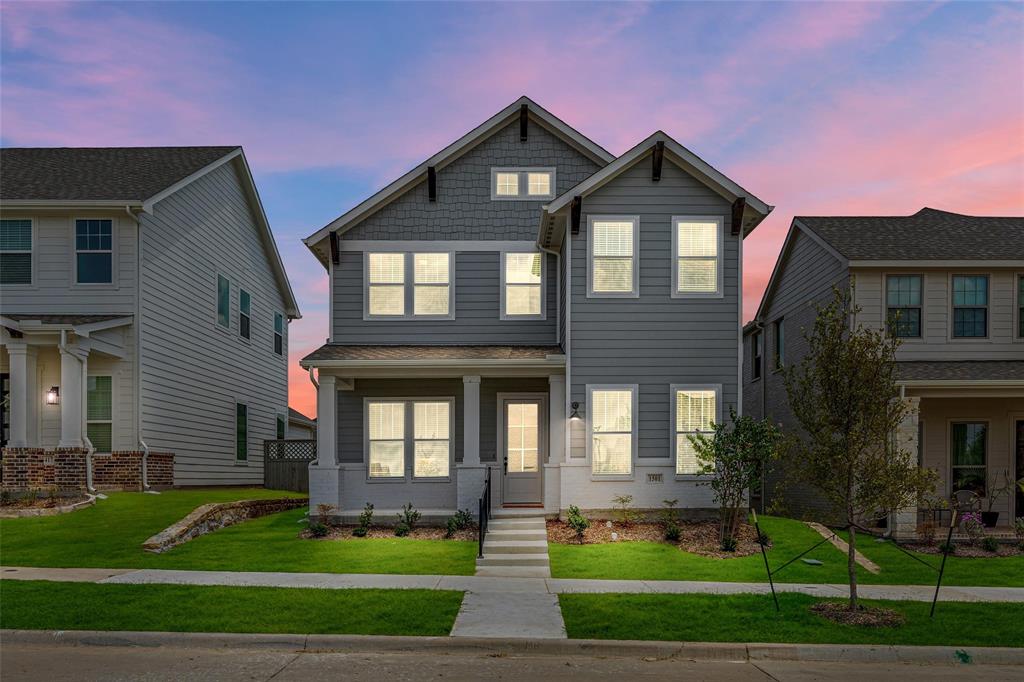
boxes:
[475,514,551,578]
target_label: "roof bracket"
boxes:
[731,197,746,236]
[329,231,339,265]
[570,196,582,235]
[519,104,529,142]
[427,166,437,202]
[651,141,665,182]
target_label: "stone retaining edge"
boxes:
[0,495,96,519]
[2,630,1021,665]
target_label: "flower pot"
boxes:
[981,511,999,528]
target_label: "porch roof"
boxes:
[3,314,125,326]
[300,344,565,368]
[897,360,1024,383]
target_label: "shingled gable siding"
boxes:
[139,161,288,486]
[568,159,740,463]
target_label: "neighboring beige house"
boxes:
[744,208,1024,535]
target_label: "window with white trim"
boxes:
[490,168,555,200]
[886,275,922,338]
[1018,275,1024,338]
[502,252,543,317]
[413,253,450,316]
[673,217,722,296]
[86,376,113,453]
[367,399,452,479]
[952,275,988,338]
[367,253,405,316]
[368,401,405,478]
[273,312,284,355]
[414,401,450,478]
[674,387,718,475]
[589,216,638,296]
[239,289,251,340]
[75,219,113,284]
[366,252,452,319]
[589,387,635,476]
[236,403,248,461]
[0,219,32,285]
[216,275,230,328]
[276,413,286,440]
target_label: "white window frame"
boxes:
[587,215,640,298]
[1014,272,1024,342]
[490,167,556,201]
[671,384,722,478]
[276,412,287,440]
[238,288,252,342]
[0,218,35,288]
[751,331,763,381]
[671,215,724,298]
[215,273,231,332]
[363,251,455,321]
[273,311,285,355]
[363,397,455,482]
[499,250,546,320]
[72,217,117,287]
[86,373,114,454]
[586,384,638,479]
[235,401,248,464]
[884,273,924,341]
[949,273,990,341]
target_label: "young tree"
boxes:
[689,408,781,546]
[783,287,935,610]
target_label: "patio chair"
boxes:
[950,489,981,516]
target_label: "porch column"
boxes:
[548,375,566,463]
[463,376,481,466]
[58,345,87,448]
[315,374,337,466]
[892,396,921,541]
[5,344,38,448]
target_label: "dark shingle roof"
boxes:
[0,146,239,201]
[302,345,564,364]
[796,208,1024,260]
[897,361,1024,382]
[288,408,315,424]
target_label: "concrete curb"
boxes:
[3,630,1021,665]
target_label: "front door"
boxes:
[501,396,546,505]
[1016,420,1023,519]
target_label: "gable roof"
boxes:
[302,96,615,265]
[0,146,240,203]
[540,131,772,245]
[288,407,316,425]
[795,208,1024,262]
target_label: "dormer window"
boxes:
[490,168,555,200]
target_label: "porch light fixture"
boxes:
[46,386,60,405]
[569,401,581,421]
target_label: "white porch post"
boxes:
[309,373,342,513]
[457,375,486,515]
[58,345,87,448]
[892,396,921,540]
[5,344,38,448]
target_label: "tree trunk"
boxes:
[847,524,859,611]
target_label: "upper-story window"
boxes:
[886,275,922,338]
[952,275,987,338]
[673,217,722,297]
[366,252,452,319]
[490,167,555,200]
[501,252,544,318]
[773,318,785,370]
[0,219,32,285]
[239,289,251,340]
[1017,275,1024,338]
[589,216,639,297]
[273,312,284,355]
[217,275,230,329]
[75,219,113,284]
[751,331,763,380]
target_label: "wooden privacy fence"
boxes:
[263,440,316,492]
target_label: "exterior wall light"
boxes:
[46,386,60,405]
[569,401,581,420]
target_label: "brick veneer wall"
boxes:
[1,448,174,492]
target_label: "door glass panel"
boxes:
[507,403,539,473]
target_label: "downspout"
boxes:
[127,205,154,492]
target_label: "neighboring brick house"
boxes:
[301,96,772,523]
[0,147,300,492]
[743,209,1024,534]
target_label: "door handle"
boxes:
[503,456,508,472]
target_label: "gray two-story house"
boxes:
[0,147,300,488]
[301,97,771,525]
[743,209,1024,535]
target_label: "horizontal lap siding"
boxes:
[569,159,740,461]
[140,162,289,485]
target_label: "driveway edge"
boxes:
[3,630,1021,665]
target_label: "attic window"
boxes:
[491,168,555,200]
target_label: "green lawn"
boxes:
[548,515,1024,586]
[560,593,1024,647]
[0,580,462,636]
[0,489,477,575]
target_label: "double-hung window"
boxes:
[673,386,718,475]
[86,376,113,453]
[236,403,248,461]
[367,399,452,479]
[952,275,988,338]
[886,275,922,338]
[367,253,405,316]
[502,252,543,318]
[276,413,286,440]
[752,331,763,380]
[414,253,450,316]
[951,422,986,495]
[491,168,555,200]
[773,318,785,370]
[589,216,638,296]
[239,289,251,340]
[366,252,452,318]
[0,219,32,285]
[1017,275,1024,338]
[673,217,722,296]
[75,219,113,284]
[589,386,636,476]
[273,312,284,355]
[217,275,230,329]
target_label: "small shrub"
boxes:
[46,486,59,500]
[444,517,458,539]
[397,503,421,530]
[916,520,937,546]
[357,502,374,530]
[938,540,956,555]
[453,508,475,530]
[1014,516,1024,542]
[351,526,368,538]
[308,522,329,538]
[664,522,681,542]
[394,522,410,537]
[566,505,590,544]
[316,503,337,526]
[961,511,985,546]
[720,535,738,552]
[611,493,636,526]
[658,499,680,527]
[981,536,999,553]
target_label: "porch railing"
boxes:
[477,467,492,559]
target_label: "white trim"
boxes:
[338,240,537,253]
[1,199,143,208]
[586,384,639,478]
[499,250,547,320]
[948,272,990,341]
[71,216,118,288]
[670,383,722,477]
[305,356,566,370]
[497,392,548,504]
[215,273,231,333]
[490,167,556,201]
[0,217,36,288]
[883,272,925,342]
[273,311,285,356]
[238,287,252,342]
[1014,272,1024,343]
[671,215,725,298]
[587,214,640,298]
[85,372,115,454]
[948,418,989,496]
[362,251,455,321]
[363,396,455,482]
[851,260,1024,268]
[328,257,335,343]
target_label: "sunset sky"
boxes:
[2,1,1022,416]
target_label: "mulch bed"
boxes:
[0,495,90,509]
[547,519,766,558]
[903,542,1024,558]
[811,601,905,628]
[301,525,477,541]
